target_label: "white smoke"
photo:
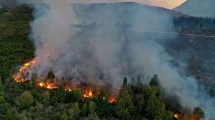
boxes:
[18,0,215,119]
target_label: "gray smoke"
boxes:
[18,0,215,119]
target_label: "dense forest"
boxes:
[173,16,215,34]
[0,5,210,120]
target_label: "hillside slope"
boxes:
[74,2,185,31]
[0,5,34,79]
[175,0,215,18]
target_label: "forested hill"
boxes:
[72,2,215,34]
[0,4,211,120]
[175,0,215,18]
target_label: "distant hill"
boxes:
[175,0,215,18]
[73,2,185,31]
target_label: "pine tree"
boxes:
[47,71,55,80]
[115,86,133,119]
[146,93,165,120]
[122,77,128,88]
[193,107,205,118]
[149,74,159,86]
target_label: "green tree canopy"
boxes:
[115,87,133,120]
[42,91,50,104]
[0,78,4,94]
[57,84,66,103]
[69,102,80,119]
[122,77,128,88]
[193,107,205,118]
[15,91,34,109]
[0,96,6,104]
[5,109,15,120]
[66,89,81,103]
[47,71,55,80]
[149,74,160,86]
[88,101,96,114]
[146,93,166,120]
[60,113,68,120]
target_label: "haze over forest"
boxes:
[0,0,214,120]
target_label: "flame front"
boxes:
[13,60,116,103]
[191,115,199,120]
[83,89,93,98]
[174,113,180,119]
[38,82,58,89]
[108,97,116,103]
[13,59,37,82]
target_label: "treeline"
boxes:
[0,74,205,120]
[173,16,215,33]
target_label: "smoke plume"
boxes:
[18,0,215,119]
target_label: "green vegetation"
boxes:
[0,5,34,80]
[0,5,207,120]
[193,107,205,118]
[15,91,34,109]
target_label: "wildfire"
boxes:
[38,81,62,90]
[39,82,45,87]
[13,59,37,82]
[13,60,116,103]
[108,97,116,103]
[191,115,199,120]
[174,113,180,119]
[83,89,93,98]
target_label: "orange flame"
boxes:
[38,82,45,87]
[14,60,116,103]
[83,89,93,98]
[191,115,199,120]
[174,113,180,119]
[13,59,37,82]
[38,81,58,90]
[108,97,116,103]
